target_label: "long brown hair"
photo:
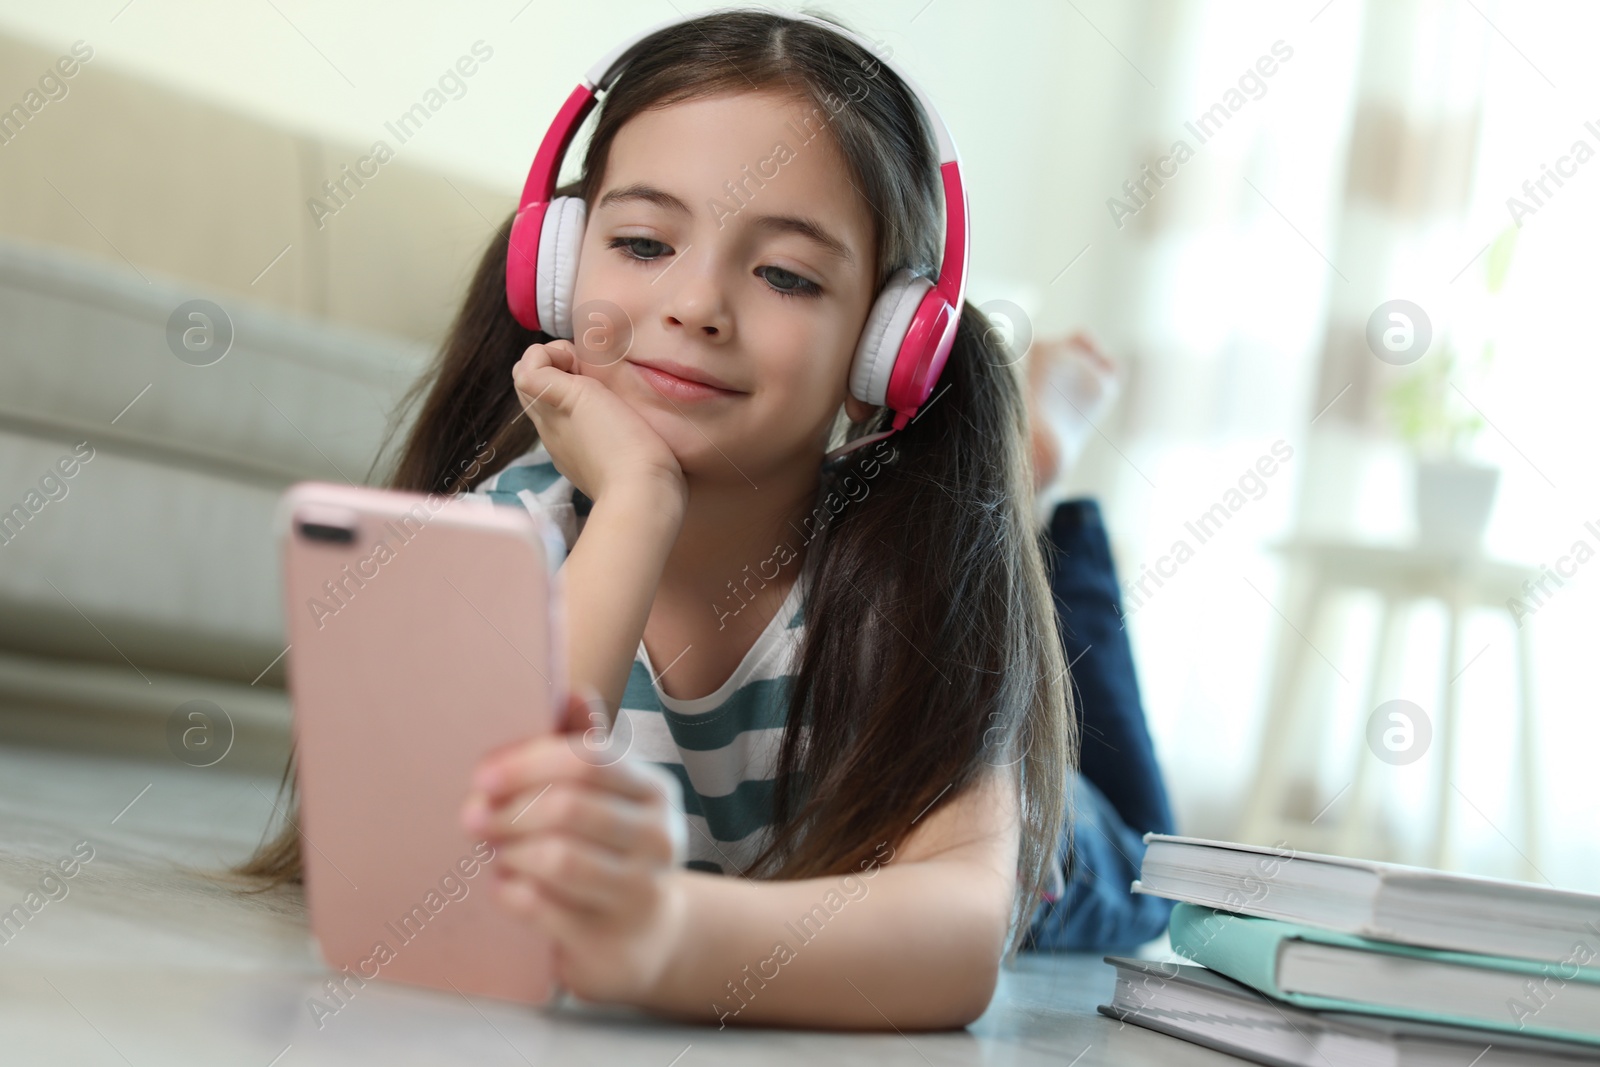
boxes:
[231,7,1073,959]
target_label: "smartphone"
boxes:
[277,480,567,1006]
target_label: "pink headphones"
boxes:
[504,8,970,435]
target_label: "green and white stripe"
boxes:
[473,444,805,875]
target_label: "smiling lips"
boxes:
[629,358,745,402]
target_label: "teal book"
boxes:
[1169,902,1600,1047]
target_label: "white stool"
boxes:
[1235,539,1541,876]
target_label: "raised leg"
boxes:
[1024,498,1176,951]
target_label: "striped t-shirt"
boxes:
[470,443,804,876]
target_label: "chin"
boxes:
[665,420,757,481]
[634,406,704,461]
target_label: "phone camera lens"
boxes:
[298,520,355,544]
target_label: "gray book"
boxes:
[1100,956,1600,1067]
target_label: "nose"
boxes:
[659,251,733,340]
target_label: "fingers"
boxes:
[511,340,580,410]
[491,868,624,941]
[491,870,543,917]
[525,338,576,373]
[474,782,676,864]
[495,834,655,914]
[473,737,663,807]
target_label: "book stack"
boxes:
[1099,834,1600,1067]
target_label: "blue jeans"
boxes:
[1024,499,1177,952]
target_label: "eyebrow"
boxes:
[597,182,857,265]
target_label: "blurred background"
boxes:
[0,0,1594,891]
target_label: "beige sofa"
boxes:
[0,236,429,772]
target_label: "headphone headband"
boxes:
[514,7,968,310]
[507,7,970,435]
[581,9,959,162]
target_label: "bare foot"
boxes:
[1025,331,1120,495]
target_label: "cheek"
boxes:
[745,365,850,454]
[807,329,859,413]
[579,359,642,412]
[571,241,642,310]
[569,260,647,369]
[752,339,844,420]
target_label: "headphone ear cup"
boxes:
[850,269,934,407]
[536,196,587,339]
[505,203,546,331]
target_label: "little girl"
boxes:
[237,7,1173,1030]
[450,9,1070,1029]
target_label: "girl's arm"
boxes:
[466,724,1022,1031]
[509,338,688,717]
[559,476,685,717]
[646,767,1021,1030]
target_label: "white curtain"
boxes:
[1035,0,1597,889]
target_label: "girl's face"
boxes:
[569,90,880,483]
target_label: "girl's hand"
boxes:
[512,340,686,506]
[460,686,690,1005]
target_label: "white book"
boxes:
[1133,834,1600,964]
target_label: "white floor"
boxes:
[0,740,1223,1066]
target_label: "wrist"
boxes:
[639,867,698,1010]
[599,470,687,526]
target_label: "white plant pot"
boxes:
[1413,458,1500,553]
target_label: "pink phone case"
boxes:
[277,480,567,1006]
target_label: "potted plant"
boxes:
[1381,226,1518,554]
